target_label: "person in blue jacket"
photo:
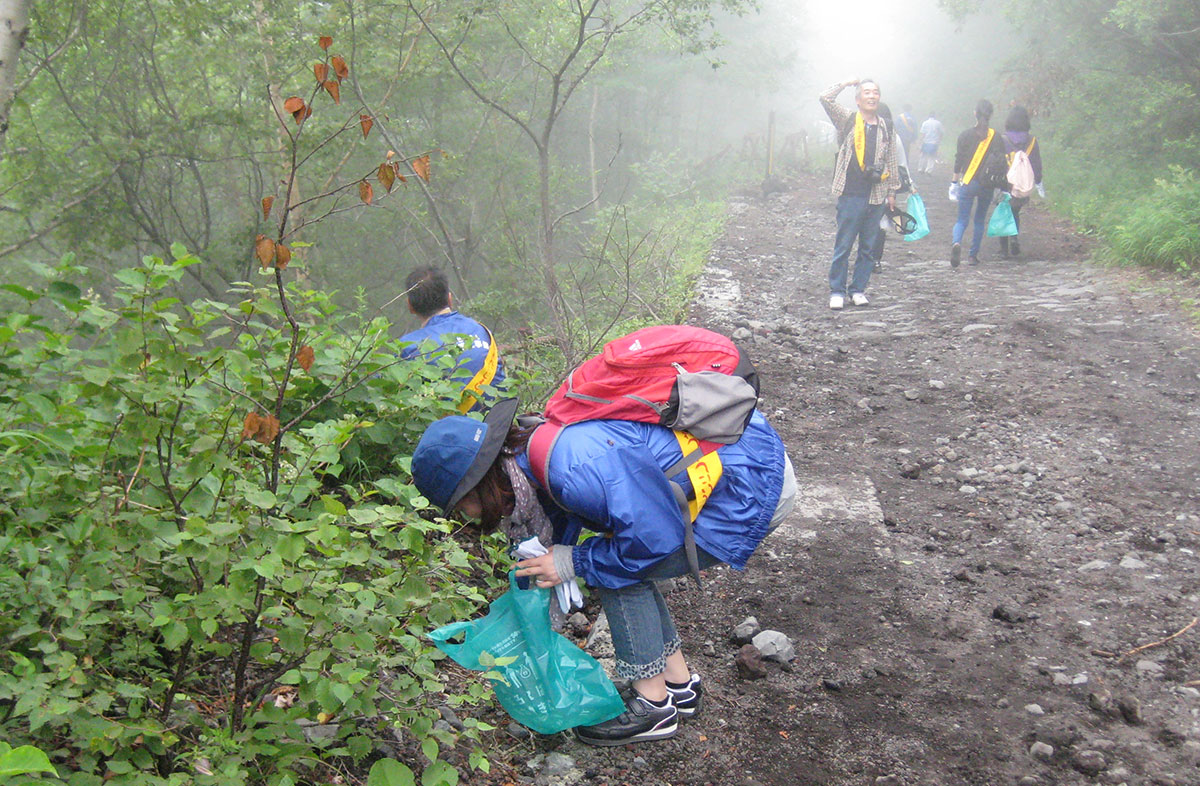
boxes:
[400,266,505,412]
[410,397,797,747]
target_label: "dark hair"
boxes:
[974,99,994,123]
[876,102,892,123]
[405,266,450,318]
[1004,105,1031,133]
[462,423,536,531]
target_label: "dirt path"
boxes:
[517,170,1200,786]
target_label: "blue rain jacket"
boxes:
[399,310,506,391]
[516,411,786,589]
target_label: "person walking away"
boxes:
[869,103,912,273]
[917,111,944,174]
[818,78,900,309]
[399,265,506,412]
[950,100,1002,267]
[410,397,796,745]
[998,105,1044,259]
[896,104,918,161]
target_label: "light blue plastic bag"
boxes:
[903,193,930,241]
[986,193,1019,237]
[428,573,624,734]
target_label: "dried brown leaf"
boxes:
[331,56,348,80]
[296,345,315,372]
[358,180,374,205]
[314,62,329,82]
[378,162,396,192]
[412,154,431,183]
[242,411,262,440]
[318,35,333,51]
[323,80,340,104]
[254,414,281,444]
[283,96,305,114]
[254,235,275,268]
[275,244,291,270]
[261,196,274,220]
[360,114,373,139]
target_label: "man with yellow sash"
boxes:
[818,78,900,311]
[949,99,1002,267]
[399,266,506,413]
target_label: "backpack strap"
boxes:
[526,422,723,588]
[1026,136,1036,156]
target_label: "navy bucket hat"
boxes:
[411,397,520,514]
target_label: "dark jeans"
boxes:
[830,195,885,296]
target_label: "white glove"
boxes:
[513,536,583,614]
[1035,182,1046,198]
[948,182,960,202]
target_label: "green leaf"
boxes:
[421,760,459,786]
[245,489,277,509]
[0,284,40,303]
[321,495,348,517]
[47,281,82,302]
[420,737,438,763]
[0,745,59,777]
[367,759,415,786]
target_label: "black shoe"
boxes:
[950,243,961,268]
[968,255,980,265]
[666,673,704,719]
[1009,237,1021,257]
[574,694,678,747]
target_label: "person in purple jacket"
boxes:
[999,105,1044,259]
[410,398,796,746]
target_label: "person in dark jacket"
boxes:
[410,398,796,746]
[400,266,505,412]
[998,105,1044,258]
[950,99,1001,267]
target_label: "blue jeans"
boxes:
[595,454,798,681]
[829,195,885,296]
[952,180,994,256]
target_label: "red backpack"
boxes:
[525,325,760,585]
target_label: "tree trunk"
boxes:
[588,85,599,205]
[537,143,568,354]
[0,0,31,157]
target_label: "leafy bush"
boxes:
[1099,167,1200,273]
[0,251,503,785]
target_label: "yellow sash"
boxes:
[456,328,499,414]
[962,128,995,185]
[853,112,866,171]
[1006,136,1036,166]
[672,431,724,521]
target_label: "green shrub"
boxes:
[0,250,503,785]
[1098,167,1200,273]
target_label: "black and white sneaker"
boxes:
[574,694,678,747]
[666,673,703,719]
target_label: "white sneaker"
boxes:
[829,294,844,310]
[851,293,870,306]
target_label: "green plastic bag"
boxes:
[986,193,1019,237]
[428,573,625,734]
[902,193,930,241]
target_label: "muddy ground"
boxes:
[470,167,1200,786]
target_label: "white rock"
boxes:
[1024,703,1045,716]
[1078,560,1111,572]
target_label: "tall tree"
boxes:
[0,0,31,154]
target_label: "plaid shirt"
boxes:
[819,82,900,204]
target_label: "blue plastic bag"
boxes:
[903,193,930,242]
[986,193,1019,237]
[428,574,625,734]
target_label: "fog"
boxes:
[681,0,1022,158]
